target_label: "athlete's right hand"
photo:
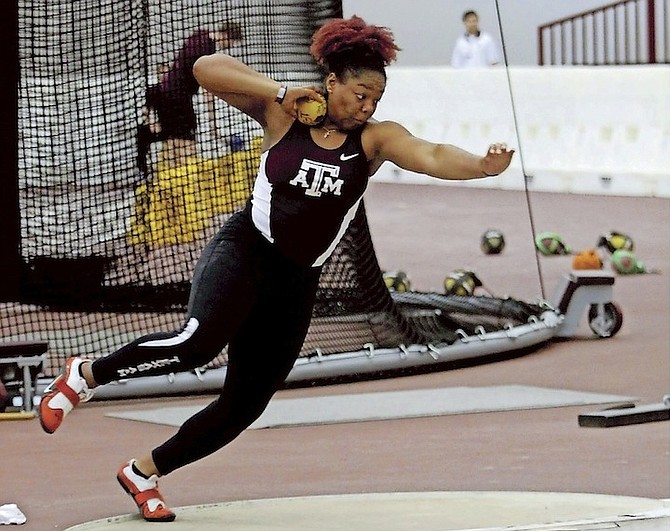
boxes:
[280,86,325,118]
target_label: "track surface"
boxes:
[3,184,669,530]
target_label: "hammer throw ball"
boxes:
[444,269,481,296]
[535,231,571,256]
[383,271,411,292]
[296,96,327,125]
[481,229,505,255]
[610,249,645,274]
[598,231,635,254]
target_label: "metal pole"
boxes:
[647,0,657,62]
[603,9,609,65]
[0,0,21,302]
[22,364,33,412]
[572,19,577,64]
[584,16,589,64]
[614,5,620,63]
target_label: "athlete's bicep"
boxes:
[193,54,273,125]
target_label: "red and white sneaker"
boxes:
[117,460,176,522]
[39,357,94,434]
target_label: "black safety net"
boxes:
[3,0,544,380]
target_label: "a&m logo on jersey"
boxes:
[289,159,343,197]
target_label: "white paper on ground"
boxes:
[0,504,27,525]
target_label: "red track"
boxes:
[3,184,668,530]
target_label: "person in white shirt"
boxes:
[451,10,501,68]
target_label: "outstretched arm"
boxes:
[370,121,514,180]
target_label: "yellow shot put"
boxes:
[296,96,327,125]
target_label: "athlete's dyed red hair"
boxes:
[310,16,400,78]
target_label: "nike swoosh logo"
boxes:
[340,153,359,161]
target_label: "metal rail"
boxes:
[538,0,668,65]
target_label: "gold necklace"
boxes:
[321,125,338,138]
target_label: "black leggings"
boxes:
[91,209,321,475]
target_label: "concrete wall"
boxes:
[372,66,670,198]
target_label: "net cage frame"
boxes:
[3,0,556,393]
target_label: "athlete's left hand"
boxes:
[480,143,514,176]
